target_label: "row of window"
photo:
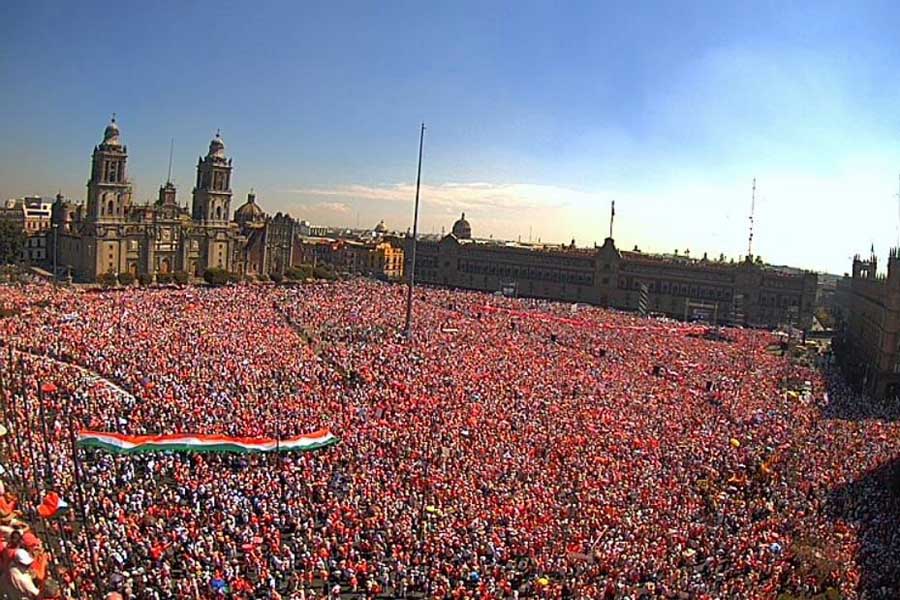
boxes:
[619,278,733,301]
[104,160,123,183]
[467,252,592,270]
[458,261,593,285]
[758,295,800,308]
[617,279,803,308]
[199,170,231,192]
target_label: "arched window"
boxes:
[107,199,115,215]
[216,206,223,220]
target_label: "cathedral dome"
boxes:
[208,131,226,158]
[234,191,265,225]
[451,213,471,239]
[103,117,121,145]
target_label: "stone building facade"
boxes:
[241,211,303,276]
[52,118,311,281]
[1,196,53,263]
[52,119,245,281]
[408,215,817,330]
[837,249,900,399]
[295,237,404,281]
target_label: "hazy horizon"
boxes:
[5,1,900,274]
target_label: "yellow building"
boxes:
[369,241,404,281]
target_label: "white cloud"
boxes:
[264,164,900,274]
[311,201,351,214]
[282,182,588,213]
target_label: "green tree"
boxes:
[97,272,117,287]
[314,264,337,280]
[296,264,314,279]
[0,221,26,265]
[137,272,153,286]
[118,271,135,286]
[269,271,284,284]
[203,268,229,286]
[172,271,189,285]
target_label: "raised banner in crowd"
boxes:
[480,304,709,334]
[77,429,338,454]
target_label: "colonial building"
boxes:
[52,118,246,280]
[408,214,817,330]
[837,249,900,399]
[369,240,404,281]
[295,237,404,281]
[1,196,52,262]
[237,198,301,276]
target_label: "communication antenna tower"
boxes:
[895,173,900,246]
[747,178,756,259]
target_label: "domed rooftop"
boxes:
[451,212,471,239]
[208,130,226,158]
[103,115,121,146]
[234,191,265,225]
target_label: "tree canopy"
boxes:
[0,221,26,265]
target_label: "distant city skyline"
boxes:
[5,1,900,274]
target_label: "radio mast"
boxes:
[747,178,756,259]
[895,173,900,246]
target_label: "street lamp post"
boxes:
[52,223,58,285]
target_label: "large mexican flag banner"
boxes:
[77,429,337,454]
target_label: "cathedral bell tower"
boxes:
[86,115,132,222]
[191,131,233,224]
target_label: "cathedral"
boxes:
[52,117,294,281]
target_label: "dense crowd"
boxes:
[0,279,897,599]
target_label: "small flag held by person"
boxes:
[37,492,69,519]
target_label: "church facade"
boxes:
[52,118,296,281]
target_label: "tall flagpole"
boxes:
[37,383,55,487]
[0,349,25,493]
[64,392,98,579]
[275,405,285,501]
[166,138,175,184]
[404,123,426,339]
[19,370,41,494]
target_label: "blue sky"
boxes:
[2,1,900,273]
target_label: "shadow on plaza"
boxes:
[826,456,900,598]
[820,376,900,423]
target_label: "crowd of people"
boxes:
[0,279,897,599]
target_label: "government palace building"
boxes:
[51,118,299,280]
[410,214,817,330]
